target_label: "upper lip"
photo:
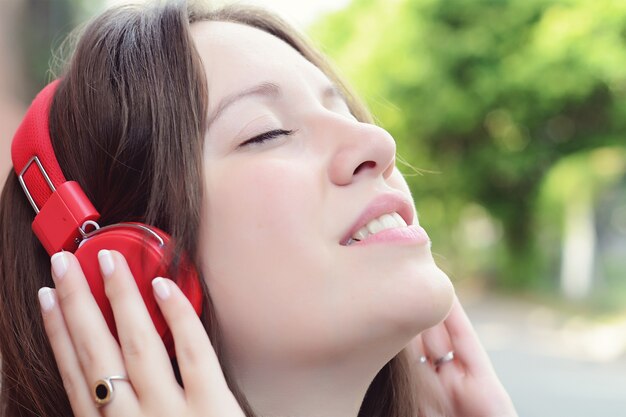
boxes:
[340,192,415,245]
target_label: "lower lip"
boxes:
[349,225,430,246]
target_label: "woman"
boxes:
[0,1,517,416]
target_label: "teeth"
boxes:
[392,212,407,227]
[366,218,384,235]
[350,211,407,242]
[352,228,369,241]
[379,213,397,229]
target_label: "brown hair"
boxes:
[0,2,441,416]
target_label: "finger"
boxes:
[99,250,182,403]
[38,287,99,417]
[151,277,233,409]
[405,334,429,367]
[443,295,495,377]
[50,251,140,416]
[421,320,461,379]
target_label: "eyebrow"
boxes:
[207,81,347,127]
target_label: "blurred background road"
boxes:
[463,289,626,417]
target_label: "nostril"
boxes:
[353,160,376,175]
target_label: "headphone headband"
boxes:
[12,80,65,206]
[11,80,100,255]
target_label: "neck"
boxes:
[232,348,393,417]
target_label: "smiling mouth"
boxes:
[344,211,408,246]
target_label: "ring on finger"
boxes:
[433,350,455,367]
[93,375,130,407]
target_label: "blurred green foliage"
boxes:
[538,147,626,306]
[311,0,626,290]
[19,0,626,296]
[19,0,102,99]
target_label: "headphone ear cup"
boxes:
[74,223,203,358]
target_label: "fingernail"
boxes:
[152,277,171,300]
[98,249,115,278]
[38,287,56,312]
[51,252,68,279]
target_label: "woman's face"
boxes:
[192,21,453,373]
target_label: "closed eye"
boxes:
[239,129,296,147]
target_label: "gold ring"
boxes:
[93,375,128,407]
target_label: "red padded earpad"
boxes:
[74,222,203,358]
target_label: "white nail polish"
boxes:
[152,277,171,300]
[51,252,68,279]
[38,287,56,311]
[98,249,115,278]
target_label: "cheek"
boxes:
[206,159,314,238]
[389,167,412,196]
[197,157,342,364]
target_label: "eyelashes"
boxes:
[239,129,296,147]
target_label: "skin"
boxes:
[193,21,454,416]
[37,20,517,417]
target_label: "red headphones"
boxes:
[11,79,204,358]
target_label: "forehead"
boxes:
[189,20,327,106]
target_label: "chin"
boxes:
[349,263,455,368]
[419,265,455,328]
[382,260,456,340]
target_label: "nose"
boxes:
[327,119,396,186]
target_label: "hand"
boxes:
[38,250,245,417]
[406,295,518,417]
